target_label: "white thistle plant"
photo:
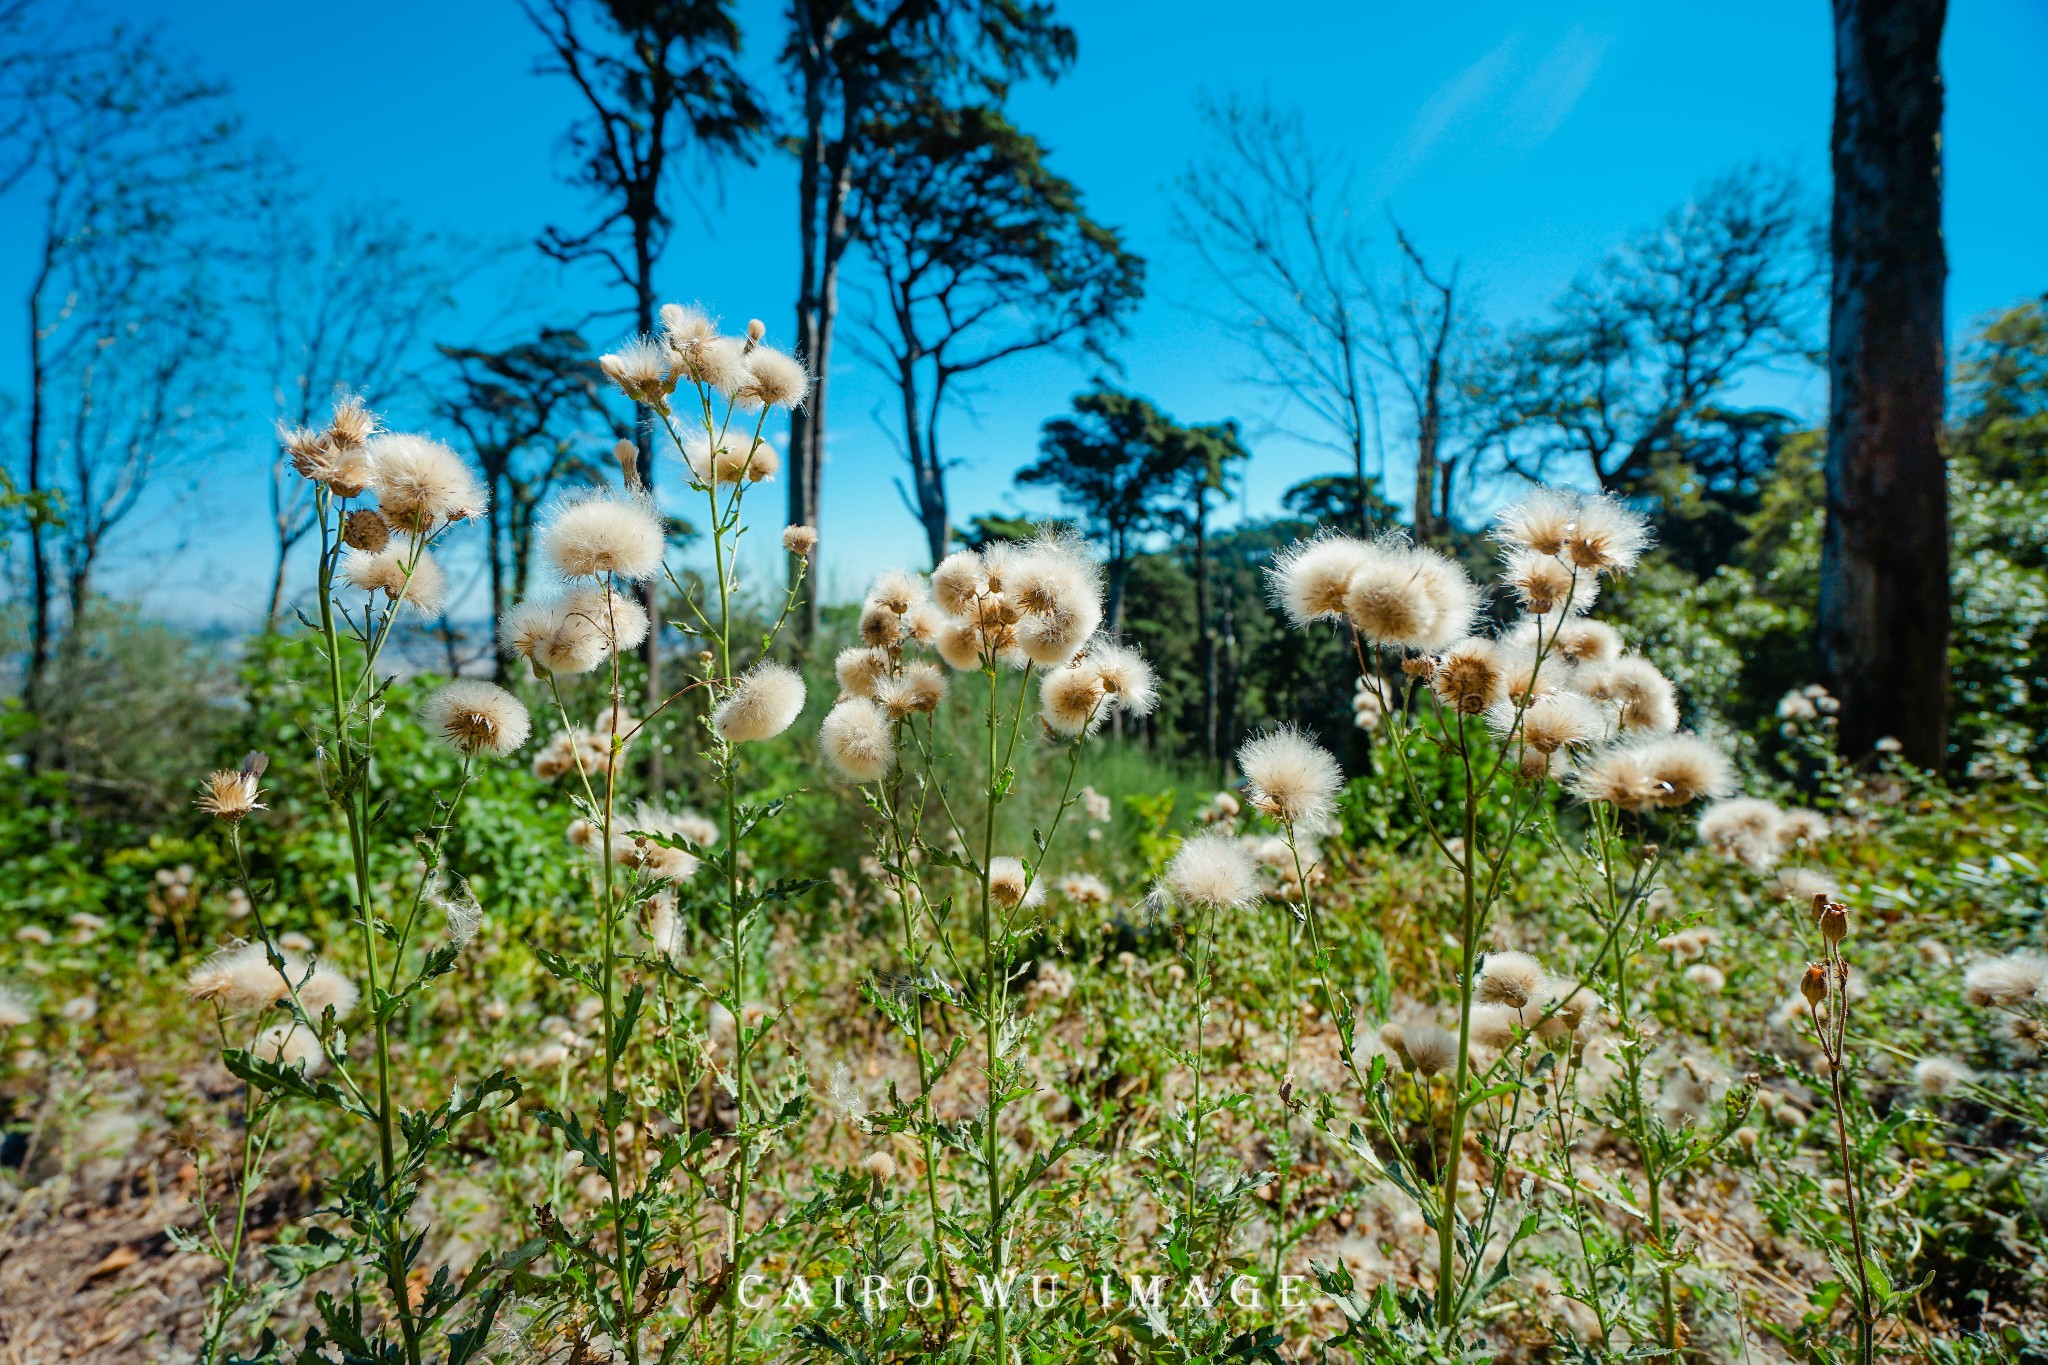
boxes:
[494,304,817,1365]
[1264,490,1759,1354]
[821,539,1155,1360]
[193,397,534,1364]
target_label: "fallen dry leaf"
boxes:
[83,1245,140,1281]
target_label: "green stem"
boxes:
[981,662,1007,1364]
[879,742,953,1311]
[1270,902,1298,1285]
[316,495,418,1365]
[1437,713,1479,1335]
[1187,903,1213,1237]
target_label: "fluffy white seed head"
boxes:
[1268,534,1372,627]
[420,680,532,757]
[1536,978,1599,1039]
[1574,656,1680,733]
[1467,1003,1522,1050]
[930,551,986,616]
[935,618,984,670]
[369,434,486,531]
[1016,603,1102,667]
[1004,538,1105,665]
[1697,798,1786,871]
[1163,831,1261,910]
[1776,808,1831,848]
[1491,691,1606,754]
[1913,1056,1975,1098]
[1548,618,1625,666]
[1501,549,1599,618]
[621,807,709,881]
[894,661,948,714]
[599,336,673,404]
[343,538,446,615]
[1431,637,1509,715]
[867,569,927,615]
[712,662,807,743]
[1238,727,1343,828]
[1403,1024,1459,1077]
[1571,733,1733,811]
[1476,950,1548,1009]
[564,585,651,652]
[1685,963,1727,994]
[682,430,780,486]
[820,696,894,783]
[1058,872,1111,905]
[1565,494,1651,574]
[1087,641,1158,717]
[659,302,716,353]
[186,943,357,1019]
[541,491,666,581]
[1040,663,1108,736]
[835,646,890,698]
[255,1023,327,1075]
[1492,487,1578,556]
[501,598,608,677]
[732,345,810,410]
[988,855,1044,911]
[1963,952,2048,1009]
[1343,540,1477,652]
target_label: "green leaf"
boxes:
[222,1048,367,1119]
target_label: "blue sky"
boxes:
[7,0,2047,627]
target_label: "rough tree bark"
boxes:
[1819,0,1949,769]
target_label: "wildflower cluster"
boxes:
[1263,488,1757,1353]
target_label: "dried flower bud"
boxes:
[1817,901,1848,944]
[615,439,641,489]
[282,425,330,478]
[746,318,766,343]
[342,509,391,553]
[1400,655,1436,680]
[782,524,818,560]
[1799,964,1828,1007]
[327,393,378,449]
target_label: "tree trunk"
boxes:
[1819,0,1949,769]
[267,539,291,627]
[486,471,509,682]
[902,362,948,567]
[789,28,827,642]
[26,251,54,697]
[1193,485,1216,769]
[1412,413,1439,545]
[1106,551,1127,639]
[634,226,664,789]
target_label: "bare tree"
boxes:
[252,193,471,623]
[4,19,247,694]
[437,329,613,675]
[529,0,765,777]
[850,98,1143,564]
[782,0,1073,635]
[1369,220,1469,543]
[1819,0,1949,770]
[1175,96,1383,535]
[1475,167,1821,497]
